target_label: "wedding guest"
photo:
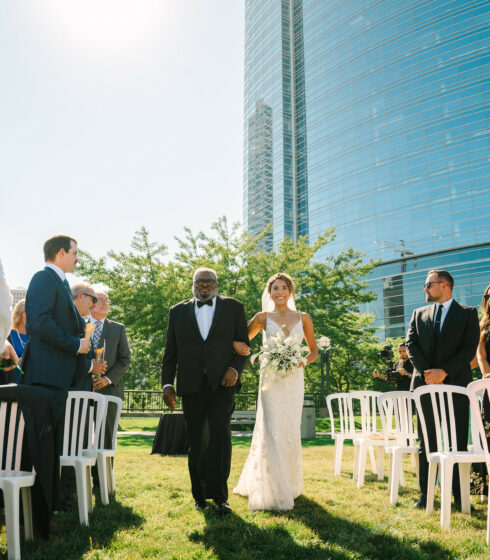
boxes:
[407,270,479,509]
[475,284,490,501]
[0,258,19,384]
[8,299,27,382]
[71,283,107,390]
[90,291,130,451]
[23,234,91,390]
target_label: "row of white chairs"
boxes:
[0,390,123,560]
[327,381,490,541]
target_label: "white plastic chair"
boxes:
[413,384,485,529]
[467,379,490,545]
[95,395,123,505]
[351,390,387,487]
[0,400,36,560]
[378,391,419,503]
[326,391,380,479]
[60,391,106,526]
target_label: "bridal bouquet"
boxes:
[251,332,308,389]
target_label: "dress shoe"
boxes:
[194,499,209,511]
[414,495,426,509]
[214,501,232,515]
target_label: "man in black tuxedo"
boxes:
[406,269,479,509]
[161,267,249,514]
[23,235,91,390]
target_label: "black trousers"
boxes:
[182,379,235,503]
[417,391,469,502]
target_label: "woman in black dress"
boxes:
[475,284,490,500]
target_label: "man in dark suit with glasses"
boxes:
[406,269,479,509]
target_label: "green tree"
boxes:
[77,218,380,392]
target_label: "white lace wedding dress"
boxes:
[233,313,304,510]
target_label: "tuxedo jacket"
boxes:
[22,267,85,390]
[161,296,249,395]
[406,300,479,388]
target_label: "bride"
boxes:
[233,272,318,510]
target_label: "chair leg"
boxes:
[427,462,437,515]
[86,466,93,513]
[352,442,359,481]
[440,460,453,529]
[74,464,89,526]
[387,452,393,494]
[399,463,406,488]
[357,440,368,488]
[106,457,116,496]
[390,450,402,505]
[334,439,344,476]
[97,456,109,506]
[368,445,377,474]
[458,463,471,514]
[415,453,420,492]
[20,487,34,540]
[376,447,384,481]
[3,483,21,560]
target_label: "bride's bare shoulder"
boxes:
[251,311,268,326]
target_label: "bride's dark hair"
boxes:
[267,272,295,295]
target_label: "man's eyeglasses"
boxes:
[424,281,444,289]
[81,292,97,304]
[194,279,217,286]
[98,299,110,304]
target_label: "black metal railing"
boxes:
[123,390,323,414]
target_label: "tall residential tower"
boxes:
[243,0,490,337]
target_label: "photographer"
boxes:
[373,342,413,391]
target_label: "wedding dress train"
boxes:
[233,314,304,510]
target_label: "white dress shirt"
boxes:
[436,298,453,330]
[45,262,67,281]
[0,259,12,348]
[195,296,216,340]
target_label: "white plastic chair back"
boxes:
[0,401,25,473]
[378,391,417,444]
[413,385,468,454]
[63,392,107,458]
[326,392,357,438]
[357,390,382,435]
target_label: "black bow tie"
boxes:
[196,299,213,308]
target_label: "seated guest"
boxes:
[8,299,27,382]
[71,283,107,390]
[0,258,19,384]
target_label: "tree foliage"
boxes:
[76,218,381,392]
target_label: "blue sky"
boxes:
[0,1,245,287]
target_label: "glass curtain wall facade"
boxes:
[244,0,490,339]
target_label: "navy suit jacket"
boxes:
[22,267,85,390]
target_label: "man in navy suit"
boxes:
[22,235,91,390]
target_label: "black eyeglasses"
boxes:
[424,281,444,289]
[81,292,97,304]
[194,279,217,286]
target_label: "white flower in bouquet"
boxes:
[250,332,308,389]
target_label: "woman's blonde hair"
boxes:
[12,299,26,330]
[266,273,295,295]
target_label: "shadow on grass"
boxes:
[118,434,155,449]
[189,496,454,560]
[20,495,145,560]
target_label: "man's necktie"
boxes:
[63,279,71,294]
[93,320,103,348]
[197,299,213,308]
[434,304,443,338]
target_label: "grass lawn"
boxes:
[2,435,489,559]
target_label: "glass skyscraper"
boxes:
[244,0,490,338]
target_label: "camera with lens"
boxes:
[378,345,398,383]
